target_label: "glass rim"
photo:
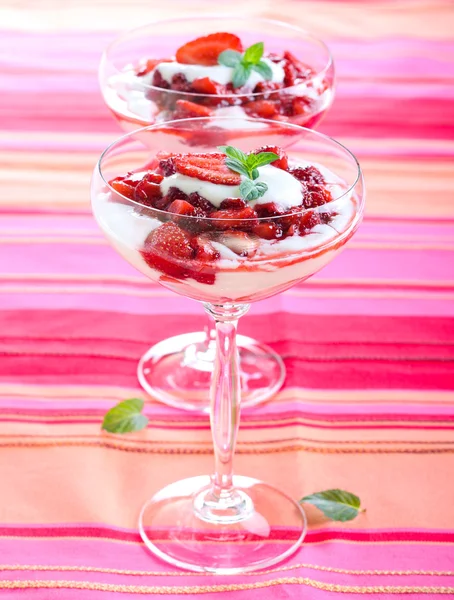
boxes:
[95,117,364,234]
[101,14,334,100]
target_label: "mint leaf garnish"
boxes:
[253,60,273,80]
[101,398,148,434]
[218,41,272,89]
[243,42,264,63]
[240,180,268,201]
[301,489,363,522]
[217,49,242,68]
[219,145,279,201]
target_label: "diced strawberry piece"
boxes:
[277,206,302,230]
[292,96,312,115]
[210,207,257,230]
[255,202,284,218]
[187,192,214,213]
[167,200,196,216]
[134,173,163,206]
[191,77,221,95]
[253,81,282,94]
[174,100,212,119]
[136,59,162,77]
[218,231,259,257]
[244,100,278,118]
[286,223,300,236]
[300,210,321,232]
[254,145,288,170]
[110,178,135,200]
[283,51,314,80]
[176,32,242,66]
[253,222,283,240]
[220,198,247,210]
[283,61,297,87]
[304,186,332,208]
[173,153,241,185]
[141,222,194,279]
[320,211,336,224]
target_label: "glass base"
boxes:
[138,332,286,412]
[139,475,307,574]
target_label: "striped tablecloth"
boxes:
[1,0,454,597]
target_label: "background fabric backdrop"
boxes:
[0,0,453,597]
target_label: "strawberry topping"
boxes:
[173,153,241,185]
[176,33,243,66]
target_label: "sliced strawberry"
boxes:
[176,33,242,66]
[173,153,241,185]
[174,100,213,119]
[218,231,259,257]
[254,145,288,171]
[167,199,196,216]
[210,206,257,230]
[141,222,194,279]
[191,77,221,95]
[244,100,278,119]
[134,173,163,206]
[253,222,283,240]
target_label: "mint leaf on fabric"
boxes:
[301,489,363,522]
[102,398,148,434]
[217,49,242,68]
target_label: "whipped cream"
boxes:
[160,164,304,210]
[154,58,284,89]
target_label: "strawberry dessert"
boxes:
[94,144,359,304]
[105,32,333,134]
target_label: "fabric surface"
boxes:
[1,0,454,596]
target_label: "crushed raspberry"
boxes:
[303,185,332,208]
[291,166,325,186]
[187,192,214,213]
[163,187,189,204]
[151,70,170,89]
[159,158,177,177]
[171,73,192,92]
[300,210,321,232]
[220,198,247,210]
[255,202,284,218]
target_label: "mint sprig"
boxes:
[218,145,279,201]
[102,398,148,434]
[218,41,273,89]
[301,489,364,522]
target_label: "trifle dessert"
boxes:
[91,119,364,574]
[94,142,359,305]
[101,16,334,136]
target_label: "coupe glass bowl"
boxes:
[99,16,335,411]
[91,117,364,573]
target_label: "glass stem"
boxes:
[205,303,250,498]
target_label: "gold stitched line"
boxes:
[0,439,452,454]
[0,563,452,578]
[0,578,453,594]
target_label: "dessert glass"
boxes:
[99,16,335,410]
[91,118,364,573]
